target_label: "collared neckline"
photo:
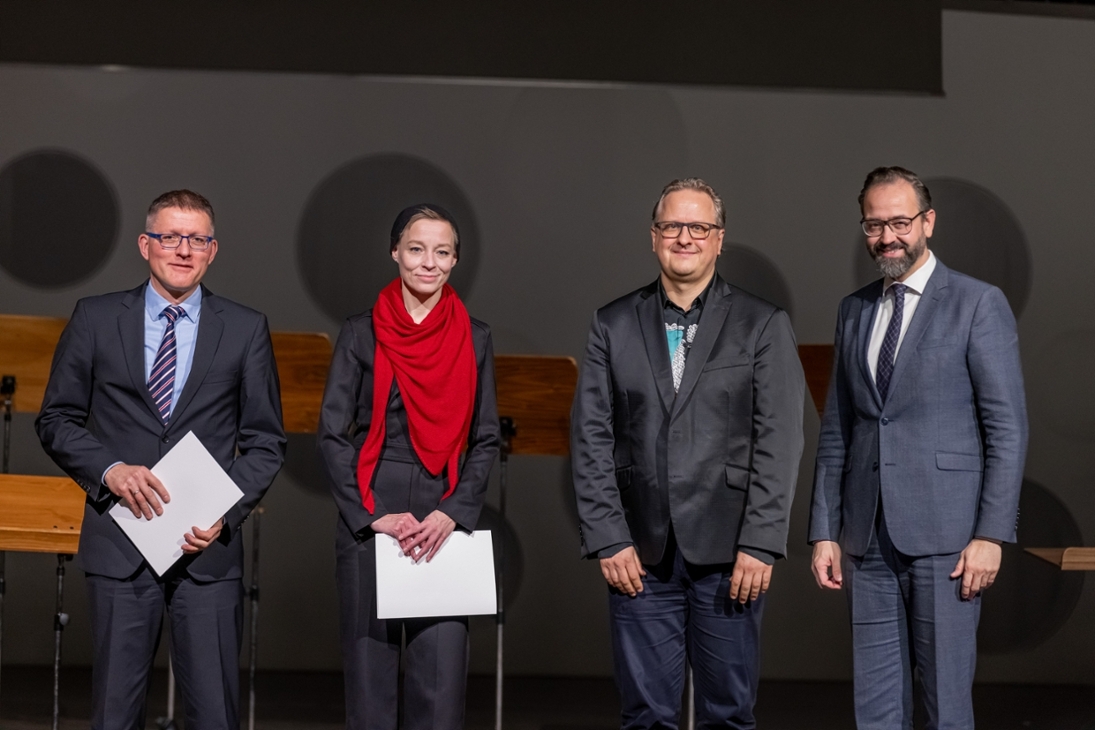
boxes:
[659,274,716,315]
[144,281,203,323]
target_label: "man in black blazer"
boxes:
[571,178,805,729]
[36,190,286,730]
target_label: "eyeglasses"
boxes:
[145,232,214,251]
[652,221,723,239]
[860,211,928,237]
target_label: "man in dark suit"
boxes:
[36,190,286,730]
[809,167,1027,729]
[571,178,805,729]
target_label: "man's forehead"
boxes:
[863,182,918,211]
[150,206,213,229]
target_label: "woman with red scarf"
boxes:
[318,204,500,729]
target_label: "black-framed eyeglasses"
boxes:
[860,211,928,237]
[652,221,723,239]
[145,232,214,251]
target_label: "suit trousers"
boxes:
[609,534,765,730]
[85,567,243,730]
[845,512,980,730]
[335,468,469,730]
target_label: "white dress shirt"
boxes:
[867,250,937,383]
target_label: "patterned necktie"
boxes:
[148,305,186,423]
[875,283,906,401]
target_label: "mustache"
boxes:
[872,241,908,254]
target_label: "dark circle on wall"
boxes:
[853,178,1031,318]
[978,479,1084,654]
[718,243,794,322]
[1033,329,1095,442]
[297,154,480,323]
[476,505,524,610]
[0,150,119,287]
[283,433,328,497]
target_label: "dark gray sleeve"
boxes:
[317,320,390,535]
[571,311,634,558]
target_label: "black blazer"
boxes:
[571,275,805,566]
[317,311,500,538]
[36,283,287,581]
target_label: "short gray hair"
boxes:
[858,167,932,213]
[652,178,725,228]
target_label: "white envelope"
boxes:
[375,529,498,619]
[110,431,244,576]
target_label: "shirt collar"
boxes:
[145,280,202,323]
[659,274,716,313]
[885,250,936,297]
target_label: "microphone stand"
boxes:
[494,417,516,730]
[0,374,16,719]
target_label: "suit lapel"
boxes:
[118,283,163,422]
[671,278,732,420]
[857,281,885,410]
[885,262,949,400]
[637,284,675,416]
[168,288,224,428]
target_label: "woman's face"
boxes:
[392,218,458,300]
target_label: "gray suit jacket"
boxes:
[808,260,1028,557]
[36,282,287,581]
[571,275,805,566]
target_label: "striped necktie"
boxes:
[148,305,186,423]
[875,283,906,402]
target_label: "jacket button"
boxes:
[881,417,890,425]
[162,436,170,444]
[872,462,879,472]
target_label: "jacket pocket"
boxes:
[615,466,633,492]
[725,464,749,492]
[936,452,982,471]
[919,336,959,350]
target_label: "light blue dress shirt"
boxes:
[144,282,202,418]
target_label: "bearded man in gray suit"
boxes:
[37,190,286,730]
[809,167,1027,729]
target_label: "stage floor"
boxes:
[2,667,1094,729]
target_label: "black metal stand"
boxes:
[494,417,516,730]
[247,507,264,730]
[52,555,70,730]
[1,374,16,719]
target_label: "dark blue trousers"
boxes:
[609,536,765,730]
[85,567,243,730]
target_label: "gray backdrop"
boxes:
[0,10,1092,684]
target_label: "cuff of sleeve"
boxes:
[595,542,632,560]
[738,546,778,565]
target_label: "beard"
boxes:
[869,235,926,280]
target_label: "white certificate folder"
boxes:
[110,431,244,576]
[375,530,498,619]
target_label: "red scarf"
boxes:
[356,279,477,514]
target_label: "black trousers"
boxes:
[336,457,470,730]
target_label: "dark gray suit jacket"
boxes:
[808,260,1028,557]
[571,275,805,566]
[36,282,287,581]
[317,311,500,539]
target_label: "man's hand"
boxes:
[182,518,225,554]
[730,551,772,603]
[951,538,1002,600]
[811,540,844,590]
[104,463,170,520]
[600,546,646,597]
[400,511,456,563]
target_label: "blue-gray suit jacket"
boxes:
[808,260,1027,557]
[36,283,287,581]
